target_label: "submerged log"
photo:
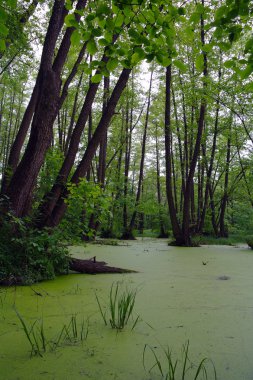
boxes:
[69,257,137,274]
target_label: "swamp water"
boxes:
[0,238,253,380]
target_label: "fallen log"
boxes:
[69,257,137,274]
[0,257,137,285]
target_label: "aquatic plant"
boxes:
[54,314,89,346]
[95,282,139,330]
[143,340,217,380]
[15,309,47,357]
[16,309,89,357]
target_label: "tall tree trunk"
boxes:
[155,123,167,238]
[43,68,131,227]
[164,65,182,243]
[87,75,110,238]
[36,39,118,228]
[181,3,208,246]
[219,118,232,237]
[122,91,131,236]
[2,0,88,217]
[124,70,153,239]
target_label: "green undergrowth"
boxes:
[193,234,246,246]
[0,213,70,285]
[245,235,253,249]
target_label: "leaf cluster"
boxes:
[0,210,69,284]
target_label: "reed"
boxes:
[53,314,89,348]
[16,309,89,356]
[96,282,139,330]
[15,309,47,357]
[143,340,217,380]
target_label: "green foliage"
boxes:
[95,282,139,330]
[0,213,69,284]
[246,236,253,249]
[143,340,217,380]
[60,179,111,241]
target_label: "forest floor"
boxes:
[0,238,252,380]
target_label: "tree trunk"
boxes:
[219,119,232,237]
[164,65,182,244]
[124,70,153,239]
[1,0,88,217]
[36,40,118,228]
[155,123,167,238]
[181,3,208,246]
[45,68,132,227]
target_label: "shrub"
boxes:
[246,235,253,249]
[0,214,69,285]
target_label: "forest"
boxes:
[0,0,253,283]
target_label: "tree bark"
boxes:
[1,0,88,217]
[44,68,132,227]
[124,70,153,239]
[164,65,182,243]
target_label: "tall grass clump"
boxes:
[143,340,217,380]
[95,282,139,330]
[15,309,47,357]
[53,314,89,347]
[16,309,89,357]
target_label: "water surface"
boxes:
[1,239,252,379]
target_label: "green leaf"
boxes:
[0,23,8,37]
[178,7,185,15]
[92,28,102,37]
[87,39,97,55]
[239,65,253,79]
[195,54,204,71]
[245,38,253,54]
[123,6,132,18]
[189,12,200,23]
[91,73,103,83]
[160,56,171,67]
[215,5,227,21]
[173,59,187,72]
[0,39,6,52]
[0,7,7,23]
[65,0,73,11]
[224,59,235,69]
[145,10,155,24]
[83,31,91,42]
[106,58,118,71]
[65,14,76,27]
[217,42,231,52]
[104,31,113,43]
[98,38,109,46]
[115,12,124,28]
[70,30,81,46]
[96,4,111,16]
[8,0,17,8]
[131,52,142,65]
